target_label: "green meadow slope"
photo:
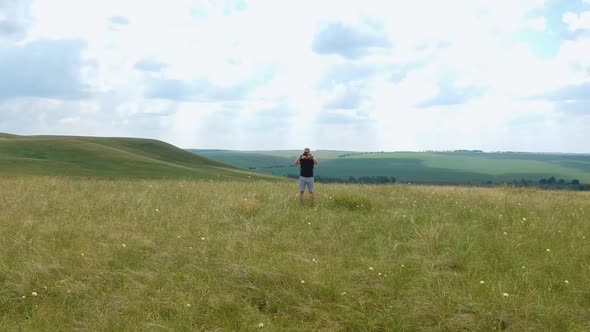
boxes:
[0,133,275,180]
[192,150,590,184]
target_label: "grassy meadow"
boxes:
[1,177,590,331]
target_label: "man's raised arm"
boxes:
[294,155,301,165]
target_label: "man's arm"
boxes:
[311,155,318,164]
[294,155,302,165]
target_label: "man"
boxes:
[294,148,318,205]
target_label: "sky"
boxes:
[0,0,589,152]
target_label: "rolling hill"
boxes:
[0,133,276,180]
[191,150,590,185]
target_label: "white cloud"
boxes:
[527,17,547,31]
[0,0,589,152]
[563,11,590,31]
[0,0,32,40]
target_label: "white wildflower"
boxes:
[186,303,191,307]
[258,322,264,328]
[155,208,160,213]
[369,267,374,271]
[480,280,485,284]
[122,243,126,248]
[502,293,509,297]
[31,292,37,297]
[546,248,551,252]
[301,280,305,284]
[564,280,569,284]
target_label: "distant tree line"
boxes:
[286,174,396,184]
[284,174,588,190]
[502,177,589,191]
[476,177,588,191]
[337,152,389,158]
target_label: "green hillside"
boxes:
[190,150,590,184]
[0,133,275,180]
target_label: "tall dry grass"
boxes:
[0,177,589,330]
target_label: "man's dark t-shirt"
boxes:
[300,158,314,177]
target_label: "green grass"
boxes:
[1,177,589,330]
[192,150,590,184]
[0,134,275,181]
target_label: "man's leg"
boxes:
[308,178,315,206]
[299,177,305,204]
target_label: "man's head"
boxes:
[303,148,310,156]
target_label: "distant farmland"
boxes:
[190,150,590,185]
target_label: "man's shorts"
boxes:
[299,176,315,193]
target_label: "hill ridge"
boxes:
[0,133,274,180]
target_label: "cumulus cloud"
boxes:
[417,76,486,108]
[145,78,250,102]
[319,63,377,88]
[145,65,276,101]
[1,0,589,152]
[134,58,167,72]
[322,83,364,110]
[0,0,32,39]
[0,98,102,135]
[108,15,129,31]
[542,81,590,115]
[563,11,590,31]
[312,19,391,59]
[527,17,547,31]
[0,39,91,99]
[108,16,128,25]
[545,82,590,101]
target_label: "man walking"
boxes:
[294,148,318,205]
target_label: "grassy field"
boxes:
[0,134,274,181]
[1,177,589,330]
[192,150,590,184]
